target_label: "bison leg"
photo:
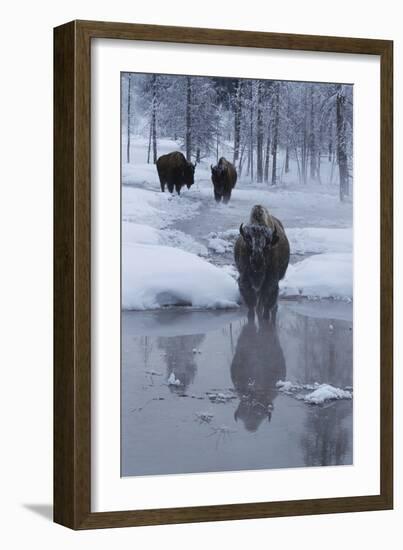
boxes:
[167,181,175,194]
[214,191,222,203]
[259,283,279,323]
[238,275,257,319]
[175,183,182,195]
[157,166,165,193]
[223,192,231,204]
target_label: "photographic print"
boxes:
[121,72,353,477]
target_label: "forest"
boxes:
[122,73,353,201]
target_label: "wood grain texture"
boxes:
[54,20,393,530]
[54,21,76,528]
[54,20,91,528]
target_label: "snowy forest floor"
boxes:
[121,137,353,476]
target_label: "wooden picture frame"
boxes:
[54,19,393,529]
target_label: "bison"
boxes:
[210,157,237,203]
[234,205,290,322]
[156,151,196,195]
[231,318,286,431]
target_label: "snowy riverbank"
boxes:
[121,137,353,311]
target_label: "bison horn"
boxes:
[210,164,214,171]
[239,223,245,238]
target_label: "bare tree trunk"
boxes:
[301,88,309,184]
[238,143,246,178]
[317,150,322,184]
[151,74,158,163]
[285,145,290,173]
[147,119,152,164]
[279,157,286,185]
[309,85,316,180]
[249,86,254,182]
[264,129,271,183]
[246,143,251,177]
[233,79,242,166]
[126,74,132,163]
[317,121,323,184]
[271,83,280,185]
[250,114,254,182]
[336,85,349,201]
[256,81,264,182]
[186,76,192,161]
[329,155,336,185]
[294,146,302,182]
[285,84,290,173]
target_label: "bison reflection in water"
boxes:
[231,318,286,432]
[158,334,205,393]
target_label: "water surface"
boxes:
[122,302,353,477]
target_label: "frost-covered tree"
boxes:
[233,79,243,167]
[126,73,132,163]
[121,72,353,201]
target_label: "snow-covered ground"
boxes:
[276,380,353,405]
[123,243,239,310]
[280,253,352,300]
[122,184,239,309]
[122,137,353,310]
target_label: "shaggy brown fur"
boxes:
[156,151,196,195]
[234,205,290,321]
[210,157,237,203]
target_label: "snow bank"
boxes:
[123,222,160,245]
[167,372,182,386]
[304,384,352,404]
[276,380,352,405]
[122,186,201,228]
[280,253,352,300]
[208,236,233,254]
[123,221,207,256]
[121,185,235,311]
[220,264,238,280]
[162,229,207,257]
[286,227,352,254]
[123,243,240,310]
[207,227,351,256]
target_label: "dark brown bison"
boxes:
[156,151,196,195]
[210,157,237,203]
[231,319,286,432]
[234,205,290,322]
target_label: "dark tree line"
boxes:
[122,73,353,201]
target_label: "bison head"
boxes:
[183,161,196,189]
[240,223,279,287]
